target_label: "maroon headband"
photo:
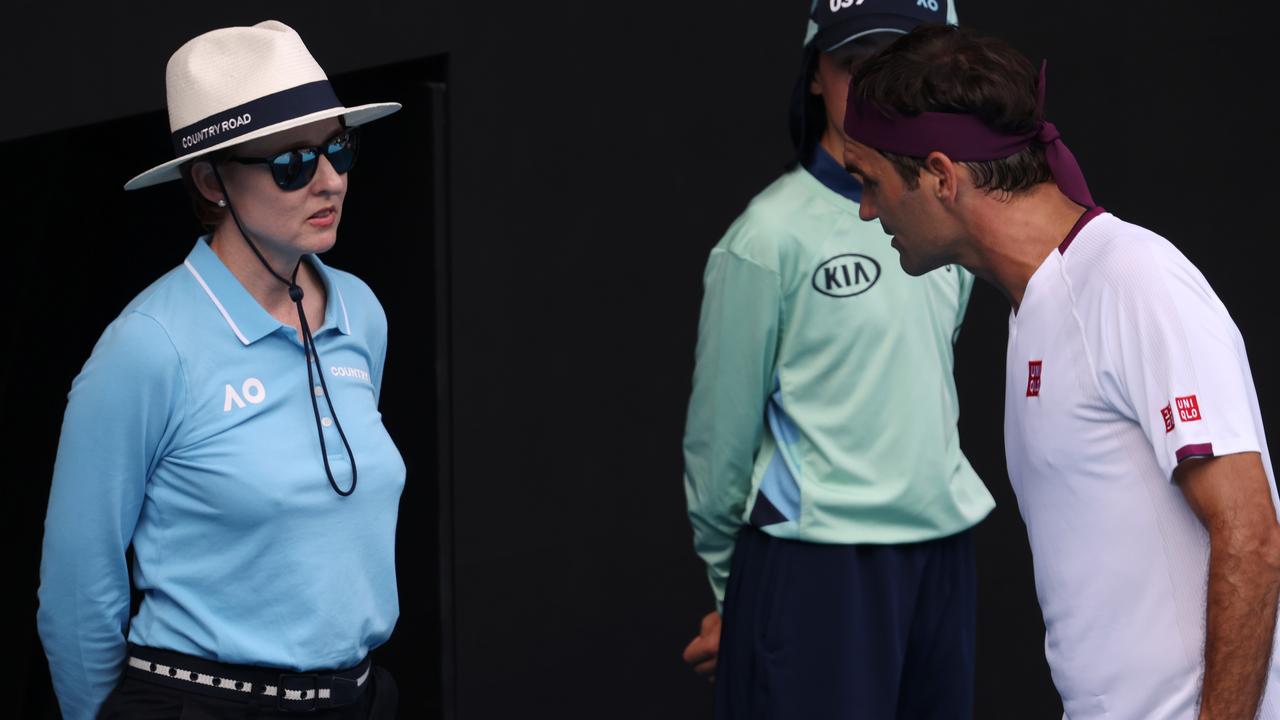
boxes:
[844,61,1094,208]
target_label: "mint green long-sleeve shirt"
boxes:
[683,156,994,606]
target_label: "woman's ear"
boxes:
[189,160,225,206]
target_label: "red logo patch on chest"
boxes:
[1161,404,1175,433]
[1026,360,1043,397]
[1176,395,1202,422]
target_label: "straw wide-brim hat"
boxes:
[124,20,400,190]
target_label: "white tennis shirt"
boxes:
[1004,209,1280,719]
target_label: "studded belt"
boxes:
[124,643,371,713]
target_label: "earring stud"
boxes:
[217,199,227,207]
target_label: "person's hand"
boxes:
[682,610,722,682]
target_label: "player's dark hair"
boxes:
[851,25,1052,194]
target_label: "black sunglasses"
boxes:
[228,130,360,191]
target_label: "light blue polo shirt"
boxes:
[37,238,406,720]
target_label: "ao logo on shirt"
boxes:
[813,254,881,298]
[224,378,266,412]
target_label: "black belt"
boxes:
[125,644,371,713]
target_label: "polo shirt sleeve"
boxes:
[683,243,781,609]
[1092,252,1259,482]
[37,311,187,720]
[368,297,389,405]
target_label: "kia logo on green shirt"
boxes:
[813,254,881,297]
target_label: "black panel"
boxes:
[7,3,1279,719]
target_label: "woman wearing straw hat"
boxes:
[36,20,406,720]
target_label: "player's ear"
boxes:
[923,151,960,204]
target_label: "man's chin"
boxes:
[895,250,940,278]
[898,259,927,276]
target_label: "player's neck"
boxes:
[967,185,1087,313]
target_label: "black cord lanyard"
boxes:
[211,165,358,497]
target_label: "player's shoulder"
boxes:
[1067,212,1164,261]
[1065,213,1200,290]
[1064,212,1220,320]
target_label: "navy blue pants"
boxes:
[715,526,976,720]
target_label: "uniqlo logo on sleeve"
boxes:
[1176,395,1202,422]
[1161,404,1175,433]
[1026,361,1043,397]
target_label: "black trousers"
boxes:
[97,664,398,719]
[715,526,977,720]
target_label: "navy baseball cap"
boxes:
[806,0,955,51]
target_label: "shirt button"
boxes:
[321,417,333,427]
[314,386,324,397]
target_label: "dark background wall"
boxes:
[4,2,1278,718]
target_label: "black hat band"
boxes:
[169,80,341,157]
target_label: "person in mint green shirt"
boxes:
[680,2,994,717]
